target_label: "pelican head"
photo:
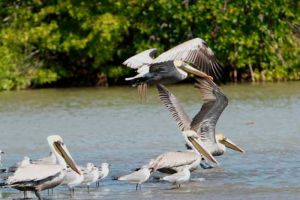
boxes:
[216,133,245,153]
[182,130,219,165]
[174,60,212,80]
[47,135,81,175]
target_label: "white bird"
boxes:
[117,165,152,190]
[61,166,84,193]
[123,38,226,97]
[96,162,110,187]
[161,166,190,188]
[149,151,201,174]
[157,80,244,157]
[81,163,99,192]
[4,135,81,200]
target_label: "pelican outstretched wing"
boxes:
[154,38,225,83]
[156,84,191,131]
[190,78,228,142]
[123,48,157,69]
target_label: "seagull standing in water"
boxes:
[2,135,81,200]
[96,162,110,187]
[81,163,99,192]
[123,38,226,97]
[157,79,244,158]
[161,166,190,188]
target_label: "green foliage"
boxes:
[0,0,299,90]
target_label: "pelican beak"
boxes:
[187,137,219,165]
[220,138,245,153]
[54,141,81,175]
[177,61,212,79]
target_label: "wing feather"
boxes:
[123,48,157,69]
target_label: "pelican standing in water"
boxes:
[157,79,244,158]
[2,135,81,200]
[123,38,226,97]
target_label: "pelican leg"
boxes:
[178,184,181,188]
[87,185,90,193]
[34,191,42,200]
[47,189,50,195]
[23,191,27,199]
[139,184,142,190]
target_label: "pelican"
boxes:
[4,135,81,200]
[96,162,109,187]
[149,151,201,175]
[117,165,152,190]
[161,166,190,188]
[123,38,225,96]
[81,163,99,192]
[157,79,244,157]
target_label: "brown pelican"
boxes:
[161,166,190,188]
[123,38,225,96]
[157,79,244,157]
[149,151,201,174]
[81,163,99,192]
[117,164,153,190]
[96,162,110,187]
[4,135,81,200]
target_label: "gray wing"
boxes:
[123,48,157,69]
[156,84,191,131]
[190,78,228,142]
[154,38,225,83]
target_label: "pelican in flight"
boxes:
[123,38,225,96]
[3,135,81,200]
[157,79,244,157]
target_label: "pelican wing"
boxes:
[7,164,62,185]
[156,84,191,131]
[153,38,225,83]
[123,48,157,69]
[191,78,228,142]
[150,151,198,172]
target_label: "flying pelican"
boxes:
[123,38,225,96]
[157,79,244,157]
[3,135,81,200]
[96,162,110,187]
[81,163,99,192]
[148,151,201,175]
[117,165,152,190]
[161,166,190,188]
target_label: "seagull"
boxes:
[157,79,244,158]
[96,162,110,187]
[81,163,99,192]
[117,165,152,190]
[3,135,81,200]
[161,166,190,188]
[61,166,84,193]
[123,38,226,97]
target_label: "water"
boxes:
[0,82,299,199]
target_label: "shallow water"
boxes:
[0,82,299,199]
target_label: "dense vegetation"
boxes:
[0,0,299,90]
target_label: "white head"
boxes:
[20,156,31,167]
[101,162,109,169]
[47,135,81,175]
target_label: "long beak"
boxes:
[54,142,81,175]
[179,63,210,78]
[187,137,219,165]
[221,138,245,153]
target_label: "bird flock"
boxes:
[0,38,244,199]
